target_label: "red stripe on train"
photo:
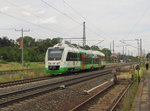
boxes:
[81,54,85,69]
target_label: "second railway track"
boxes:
[71,79,132,111]
[0,69,112,108]
[0,63,132,88]
[0,76,52,88]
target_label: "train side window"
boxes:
[77,53,80,61]
[67,52,81,61]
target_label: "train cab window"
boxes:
[48,49,64,60]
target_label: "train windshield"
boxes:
[48,49,64,60]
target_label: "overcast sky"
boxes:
[0,0,150,56]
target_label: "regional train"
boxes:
[45,43,106,75]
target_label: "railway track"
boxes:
[0,69,112,108]
[70,79,132,111]
[0,76,52,88]
[0,63,132,88]
[109,81,132,111]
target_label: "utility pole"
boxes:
[83,21,86,47]
[136,39,140,56]
[113,40,115,54]
[135,39,141,63]
[110,42,111,52]
[140,39,142,57]
[15,28,30,67]
[123,46,125,55]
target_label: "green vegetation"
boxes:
[0,62,44,71]
[119,67,146,111]
[0,36,138,64]
[0,70,48,82]
[0,36,61,62]
[0,60,7,64]
[0,36,113,63]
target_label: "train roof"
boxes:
[51,43,105,56]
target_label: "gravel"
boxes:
[0,73,114,111]
[0,69,110,94]
[80,83,127,111]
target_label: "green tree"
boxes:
[101,48,111,62]
[0,37,15,47]
[83,45,90,50]
[51,37,62,46]
[16,36,35,47]
[91,45,100,50]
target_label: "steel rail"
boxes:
[0,76,52,88]
[0,63,132,88]
[70,80,132,111]
[0,69,112,107]
[109,82,133,111]
[70,82,114,111]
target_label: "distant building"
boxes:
[111,53,118,62]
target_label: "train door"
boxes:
[81,54,85,69]
[98,56,100,68]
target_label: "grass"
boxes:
[0,62,44,71]
[0,60,7,64]
[117,72,132,79]
[119,67,146,111]
[119,82,139,111]
[0,70,48,82]
[0,62,46,82]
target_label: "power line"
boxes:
[86,20,112,40]
[86,26,104,39]
[4,0,110,41]
[62,0,112,40]
[0,28,14,30]
[40,0,82,25]
[63,0,86,21]
[0,11,71,36]
[4,0,45,19]
[126,4,150,38]
[3,0,68,31]
[120,40,138,49]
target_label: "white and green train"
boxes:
[45,43,105,75]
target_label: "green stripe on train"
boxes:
[45,67,68,75]
[45,64,105,75]
[45,67,82,75]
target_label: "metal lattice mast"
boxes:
[83,21,86,47]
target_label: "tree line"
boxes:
[0,36,112,63]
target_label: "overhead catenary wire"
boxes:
[40,0,82,25]
[3,0,46,20]
[0,11,72,37]
[2,0,110,43]
[40,0,105,45]
[62,0,112,40]
[3,0,69,31]
[63,0,86,21]
[120,40,138,49]
[0,28,15,31]
[124,3,150,40]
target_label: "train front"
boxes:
[45,46,67,75]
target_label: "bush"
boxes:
[0,60,7,64]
